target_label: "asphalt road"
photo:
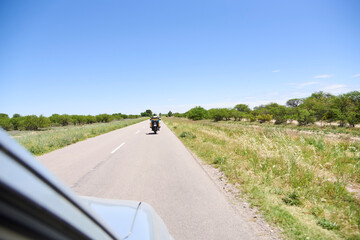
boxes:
[38,120,269,240]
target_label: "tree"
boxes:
[296,109,316,125]
[230,109,242,121]
[270,105,288,124]
[96,114,114,123]
[301,92,334,125]
[257,114,272,123]
[234,104,251,113]
[0,113,12,130]
[345,91,360,127]
[38,115,51,129]
[141,109,153,117]
[168,111,173,117]
[187,106,207,120]
[286,98,303,108]
[208,108,227,122]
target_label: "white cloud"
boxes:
[322,84,345,91]
[321,84,348,94]
[351,73,360,78]
[272,70,280,73]
[298,81,320,88]
[313,74,332,79]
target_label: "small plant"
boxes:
[310,206,324,217]
[317,218,340,230]
[179,131,196,139]
[273,187,283,195]
[213,156,226,165]
[282,191,301,206]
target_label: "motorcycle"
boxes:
[150,119,160,134]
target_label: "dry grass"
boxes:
[165,117,360,240]
[11,118,146,156]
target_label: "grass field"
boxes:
[164,117,360,240]
[225,120,360,138]
[9,118,146,156]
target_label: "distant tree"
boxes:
[187,106,207,120]
[38,115,51,128]
[208,108,227,122]
[230,109,242,121]
[96,114,114,123]
[257,114,272,123]
[286,98,303,108]
[345,91,360,127]
[270,104,288,124]
[18,115,40,130]
[234,104,251,113]
[168,111,173,117]
[141,109,153,117]
[13,113,21,118]
[0,113,12,130]
[112,113,124,120]
[85,115,97,124]
[146,109,152,116]
[296,109,316,125]
[222,108,231,120]
[301,92,334,125]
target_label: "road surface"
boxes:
[38,120,274,240]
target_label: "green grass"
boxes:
[221,120,360,138]
[164,117,360,240]
[10,118,146,156]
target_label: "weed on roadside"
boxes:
[164,117,360,240]
[13,119,145,155]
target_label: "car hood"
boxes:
[80,196,173,240]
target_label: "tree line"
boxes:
[169,91,360,127]
[0,113,141,131]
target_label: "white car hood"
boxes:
[80,197,173,240]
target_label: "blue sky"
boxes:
[1,0,359,116]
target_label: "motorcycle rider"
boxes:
[150,113,161,130]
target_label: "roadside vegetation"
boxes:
[169,91,360,130]
[164,117,360,240]
[9,118,146,156]
[0,113,141,131]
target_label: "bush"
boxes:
[208,108,228,122]
[257,114,273,123]
[297,109,316,125]
[0,114,12,130]
[179,131,196,139]
[187,106,207,120]
[96,114,114,123]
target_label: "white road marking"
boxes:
[111,142,125,154]
[135,130,140,134]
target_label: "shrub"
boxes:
[297,109,316,125]
[208,108,228,122]
[187,106,207,120]
[257,114,273,123]
[0,114,12,130]
[179,131,196,139]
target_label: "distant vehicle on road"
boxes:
[0,129,174,240]
[150,115,161,134]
